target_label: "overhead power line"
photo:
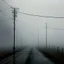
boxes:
[47,28,64,30]
[2,0,12,8]
[19,12,64,19]
[0,0,14,19]
[1,0,64,19]
[0,8,13,19]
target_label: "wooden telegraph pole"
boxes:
[38,28,39,47]
[12,8,18,64]
[46,23,47,48]
[13,8,16,64]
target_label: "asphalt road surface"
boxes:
[26,48,54,64]
[0,47,54,64]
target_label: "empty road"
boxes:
[0,47,54,64]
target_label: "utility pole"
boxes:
[38,28,39,47]
[12,8,18,64]
[21,36,22,46]
[13,8,16,64]
[46,23,47,48]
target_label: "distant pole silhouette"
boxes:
[38,28,39,47]
[46,23,47,48]
[21,36,22,46]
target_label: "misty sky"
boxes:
[0,0,64,50]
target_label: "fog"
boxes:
[0,0,64,50]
